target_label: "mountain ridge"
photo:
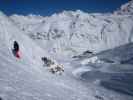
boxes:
[9,1,133,57]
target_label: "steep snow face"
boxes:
[114,0,133,15]
[0,12,98,100]
[10,2,133,57]
[0,11,49,71]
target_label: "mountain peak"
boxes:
[114,0,133,15]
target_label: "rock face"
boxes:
[10,1,133,57]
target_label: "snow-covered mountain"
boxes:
[10,0,133,57]
[114,0,133,15]
[0,11,103,100]
[0,1,133,100]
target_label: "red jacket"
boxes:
[16,50,20,59]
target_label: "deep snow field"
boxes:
[0,0,133,100]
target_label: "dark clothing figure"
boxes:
[12,41,20,59]
[13,41,19,52]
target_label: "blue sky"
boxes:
[0,0,130,16]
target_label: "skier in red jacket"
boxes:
[12,41,20,59]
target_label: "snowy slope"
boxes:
[10,1,133,57]
[0,11,133,100]
[0,12,51,70]
[73,43,133,96]
[0,0,133,100]
[0,11,96,100]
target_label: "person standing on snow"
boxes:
[12,41,20,59]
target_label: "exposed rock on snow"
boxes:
[41,56,64,75]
